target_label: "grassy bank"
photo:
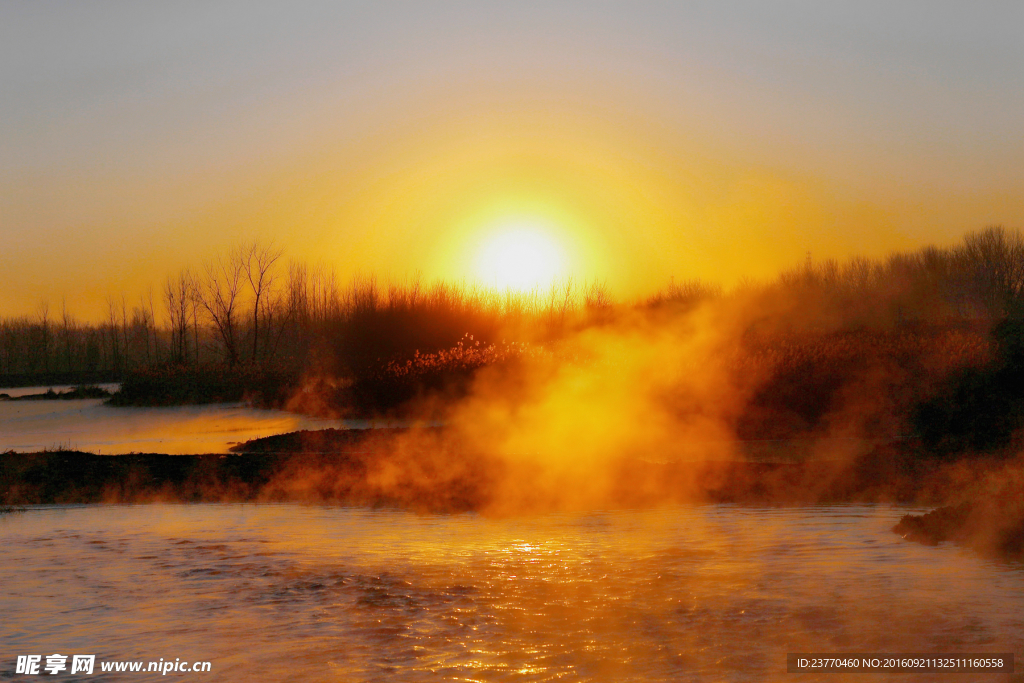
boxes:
[0,429,989,511]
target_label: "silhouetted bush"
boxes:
[912,317,1024,456]
[110,365,299,407]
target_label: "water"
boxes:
[2,504,1021,681]
[0,401,411,454]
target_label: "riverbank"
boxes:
[894,499,1024,561]
[5,427,1023,559]
[0,385,113,401]
[0,429,992,508]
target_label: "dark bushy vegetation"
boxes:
[734,326,990,442]
[911,318,1024,455]
[109,365,299,407]
[0,450,286,506]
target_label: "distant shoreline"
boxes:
[0,385,114,401]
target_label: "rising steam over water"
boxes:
[2,504,1022,681]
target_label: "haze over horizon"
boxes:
[3,1,1022,319]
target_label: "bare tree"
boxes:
[958,226,1024,316]
[129,300,153,365]
[145,288,157,362]
[165,269,195,365]
[105,297,121,372]
[287,261,310,329]
[119,296,130,370]
[560,276,576,323]
[201,249,245,366]
[37,302,51,373]
[60,298,75,372]
[189,271,202,367]
[241,239,283,362]
[584,279,612,311]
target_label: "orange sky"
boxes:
[2,3,1022,319]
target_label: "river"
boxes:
[0,399,410,454]
[2,503,1021,681]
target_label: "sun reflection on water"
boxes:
[1,504,1022,682]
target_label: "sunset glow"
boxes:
[4,5,1024,681]
[2,3,1021,318]
[475,223,566,290]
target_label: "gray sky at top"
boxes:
[3,1,1021,177]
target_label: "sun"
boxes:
[475,223,565,290]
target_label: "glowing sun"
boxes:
[476,224,565,290]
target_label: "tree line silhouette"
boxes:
[3,227,1024,456]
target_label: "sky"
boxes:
[2,1,1023,318]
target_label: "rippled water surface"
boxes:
[2,504,1022,681]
